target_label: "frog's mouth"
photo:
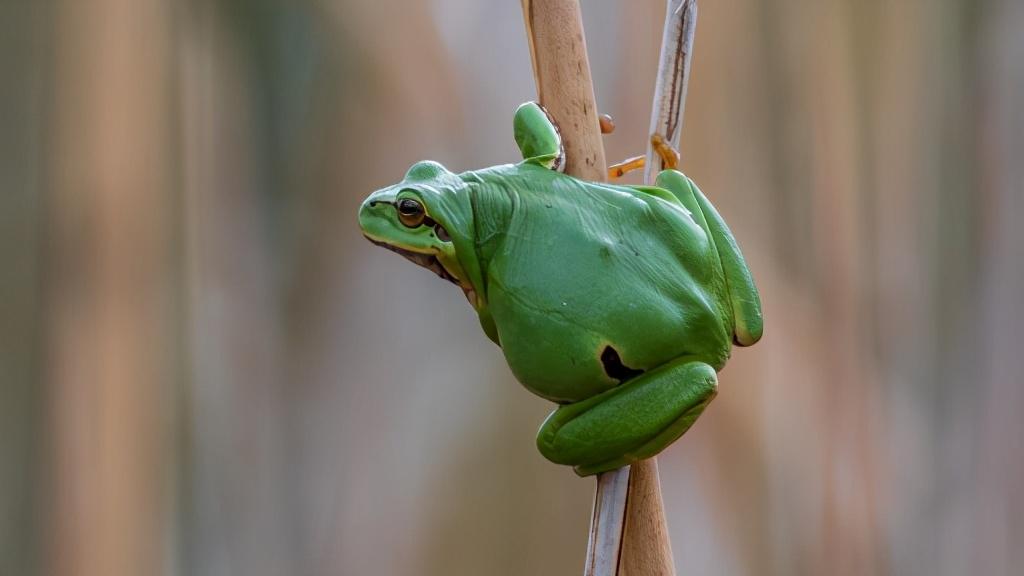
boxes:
[365,236,478,306]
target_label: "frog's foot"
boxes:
[607,134,681,180]
[536,357,717,476]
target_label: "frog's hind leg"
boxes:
[655,170,764,346]
[536,357,717,476]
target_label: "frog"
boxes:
[358,102,762,476]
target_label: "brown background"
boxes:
[2,1,1022,575]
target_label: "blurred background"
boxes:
[2,0,1022,575]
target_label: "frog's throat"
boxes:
[363,235,478,307]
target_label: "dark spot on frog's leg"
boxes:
[600,346,644,383]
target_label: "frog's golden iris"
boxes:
[397,198,426,228]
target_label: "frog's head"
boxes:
[359,160,483,309]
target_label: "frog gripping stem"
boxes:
[522,1,686,575]
[514,102,565,172]
[363,1,758,574]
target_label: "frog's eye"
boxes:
[397,198,426,228]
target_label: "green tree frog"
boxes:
[359,102,762,476]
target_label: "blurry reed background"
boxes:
[2,0,1022,575]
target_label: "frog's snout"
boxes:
[359,194,403,244]
[358,197,383,232]
[359,198,379,214]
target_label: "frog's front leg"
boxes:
[513,102,563,170]
[536,357,717,476]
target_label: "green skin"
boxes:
[359,102,763,476]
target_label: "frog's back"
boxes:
[476,164,733,403]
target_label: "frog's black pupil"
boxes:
[398,199,422,216]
